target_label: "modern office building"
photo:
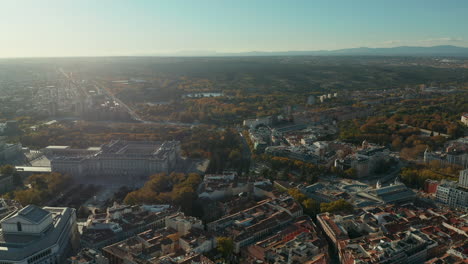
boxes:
[0,205,80,264]
[50,140,181,179]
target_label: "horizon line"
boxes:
[1,44,468,59]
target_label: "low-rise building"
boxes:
[243,116,274,129]
[461,113,468,126]
[335,141,390,178]
[316,204,468,264]
[69,248,109,264]
[425,179,439,194]
[248,127,272,153]
[245,216,328,264]
[424,140,468,169]
[339,231,434,264]
[179,228,216,254]
[165,212,203,236]
[301,179,413,208]
[81,203,178,249]
[101,212,213,264]
[359,182,416,204]
[197,172,252,200]
[207,196,303,253]
[156,253,215,264]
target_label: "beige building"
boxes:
[165,212,203,236]
[461,113,468,126]
[50,140,181,179]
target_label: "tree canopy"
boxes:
[216,237,234,258]
[124,172,202,215]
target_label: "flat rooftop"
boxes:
[45,146,70,150]
[0,207,73,261]
[87,147,102,151]
[15,166,51,172]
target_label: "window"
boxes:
[17,222,22,232]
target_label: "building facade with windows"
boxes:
[461,113,468,126]
[0,138,22,162]
[436,180,468,211]
[0,205,80,264]
[50,140,181,179]
[459,169,468,189]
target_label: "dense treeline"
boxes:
[257,155,326,184]
[376,93,468,121]
[196,128,249,174]
[92,57,468,125]
[124,173,201,215]
[98,57,468,98]
[339,92,467,146]
[20,122,185,149]
[400,161,460,189]
[288,188,353,216]
[5,172,71,206]
[320,199,354,214]
[339,102,466,160]
[0,165,22,189]
[137,93,302,125]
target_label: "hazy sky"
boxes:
[1,0,468,57]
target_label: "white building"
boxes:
[459,169,468,189]
[0,205,79,264]
[165,212,203,236]
[243,116,273,129]
[461,113,468,126]
[436,180,468,211]
[179,229,216,254]
[0,138,22,161]
[50,140,181,179]
[197,172,252,200]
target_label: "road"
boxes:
[400,124,450,138]
[59,68,88,97]
[93,80,199,126]
[238,130,253,172]
[59,68,197,127]
[93,80,145,122]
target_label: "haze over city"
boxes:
[0,1,467,264]
[1,0,468,57]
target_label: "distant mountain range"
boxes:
[170,45,468,57]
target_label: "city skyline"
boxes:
[1,0,468,57]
